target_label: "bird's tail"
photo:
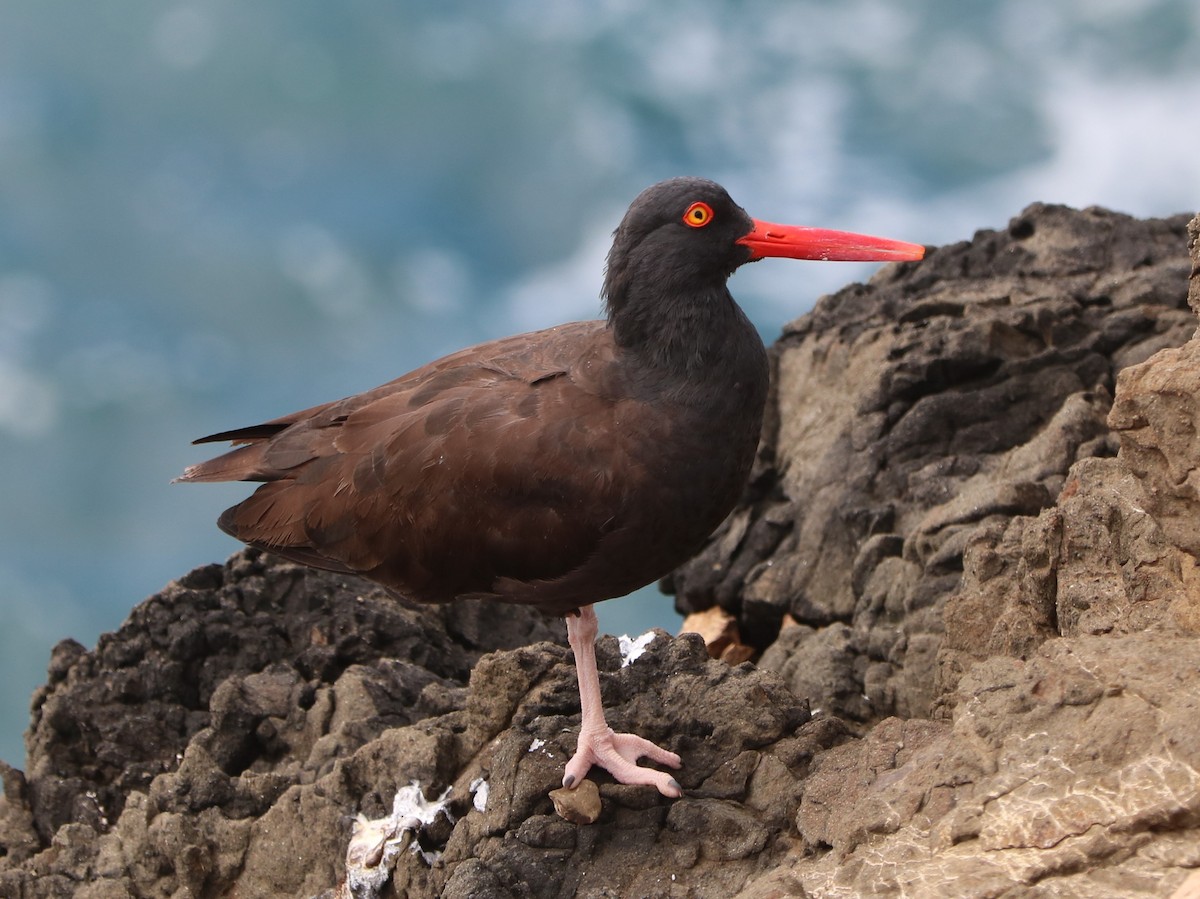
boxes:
[175,423,289,483]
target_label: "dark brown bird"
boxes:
[179,177,924,797]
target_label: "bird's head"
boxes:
[602,176,924,316]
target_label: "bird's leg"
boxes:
[561,605,682,798]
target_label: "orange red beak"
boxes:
[737,219,926,263]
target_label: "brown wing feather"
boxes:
[177,323,578,483]
[180,321,676,610]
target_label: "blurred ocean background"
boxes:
[1,0,1198,770]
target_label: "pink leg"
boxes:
[561,605,682,798]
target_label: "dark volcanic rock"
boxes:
[0,550,561,896]
[0,555,813,898]
[27,552,556,834]
[4,205,1200,899]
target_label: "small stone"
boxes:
[549,778,602,824]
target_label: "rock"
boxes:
[0,555,809,898]
[0,761,38,867]
[1108,326,1200,560]
[769,633,1200,898]
[719,642,756,666]
[549,778,601,824]
[5,204,1200,898]
[1173,871,1200,899]
[423,634,810,898]
[681,605,756,663]
[0,550,562,898]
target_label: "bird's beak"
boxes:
[737,219,926,263]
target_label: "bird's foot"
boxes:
[562,726,682,798]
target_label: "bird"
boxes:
[179,177,924,798]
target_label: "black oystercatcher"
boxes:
[179,177,924,798]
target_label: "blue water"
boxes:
[1,1,1197,770]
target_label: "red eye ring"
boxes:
[683,201,714,228]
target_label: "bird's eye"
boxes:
[682,201,714,229]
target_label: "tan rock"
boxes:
[549,778,601,825]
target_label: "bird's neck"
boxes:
[608,281,767,390]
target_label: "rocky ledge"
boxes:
[3,204,1200,898]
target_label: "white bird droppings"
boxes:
[618,631,656,667]
[470,776,489,813]
[345,781,452,895]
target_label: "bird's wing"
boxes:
[179,321,664,604]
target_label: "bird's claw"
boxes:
[563,726,682,798]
